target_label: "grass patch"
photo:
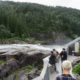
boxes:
[15,75,19,80]
[3,77,6,80]
[37,68,42,73]
[13,65,33,80]
[22,65,33,70]
[14,65,33,75]
[72,64,80,74]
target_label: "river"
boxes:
[0,44,64,53]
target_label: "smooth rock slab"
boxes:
[7,74,15,80]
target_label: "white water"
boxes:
[43,45,64,52]
[0,44,64,53]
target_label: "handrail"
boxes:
[65,37,80,48]
[64,37,80,54]
[40,56,50,80]
[33,56,50,80]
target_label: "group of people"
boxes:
[49,48,67,72]
[49,48,76,80]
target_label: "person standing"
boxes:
[53,49,60,73]
[56,60,76,80]
[60,48,67,62]
[49,51,56,72]
[53,49,60,62]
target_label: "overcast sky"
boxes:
[2,0,80,10]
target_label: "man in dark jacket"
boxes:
[56,60,76,80]
[49,51,56,71]
[60,48,67,62]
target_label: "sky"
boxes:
[2,0,80,10]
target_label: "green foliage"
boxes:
[0,60,6,64]
[15,75,19,80]
[14,65,33,74]
[26,65,33,70]
[37,69,42,73]
[0,1,80,39]
[3,77,6,80]
[72,64,80,74]
[11,65,33,80]
[22,65,33,70]
[0,24,12,39]
[13,65,33,80]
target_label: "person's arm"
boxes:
[60,52,62,56]
[60,51,63,56]
[49,56,51,62]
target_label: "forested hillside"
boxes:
[0,1,80,41]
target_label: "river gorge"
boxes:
[0,43,63,80]
[0,39,80,80]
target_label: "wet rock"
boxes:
[15,70,28,80]
[27,68,38,80]
[74,74,80,80]
[72,57,80,66]
[0,64,10,78]
[7,59,19,72]
[76,75,80,80]
[0,59,19,79]
[0,51,47,79]
[7,74,15,80]
[54,33,72,45]
[18,53,44,68]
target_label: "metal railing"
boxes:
[33,56,50,80]
[43,65,50,80]
[40,56,50,80]
[33,37,80,80]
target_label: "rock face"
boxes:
[0,59,19,78]
[0,32,72,45]
[0,50,49,80]
[52,32,72,45]
[72,57,80,66]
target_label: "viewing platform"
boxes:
[50,55,78,80]
[33,37,80,80]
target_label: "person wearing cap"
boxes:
[56,60,76,80]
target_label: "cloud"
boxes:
[2,0,80,10]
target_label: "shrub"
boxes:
[0,60,6,64]
[0,24,12,39]
[72,64,80,74]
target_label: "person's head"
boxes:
[53,49,55,51]
[62,60,72,74]
[62,48,65,52]
[56,51,59,55]
[50,51,53,55]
